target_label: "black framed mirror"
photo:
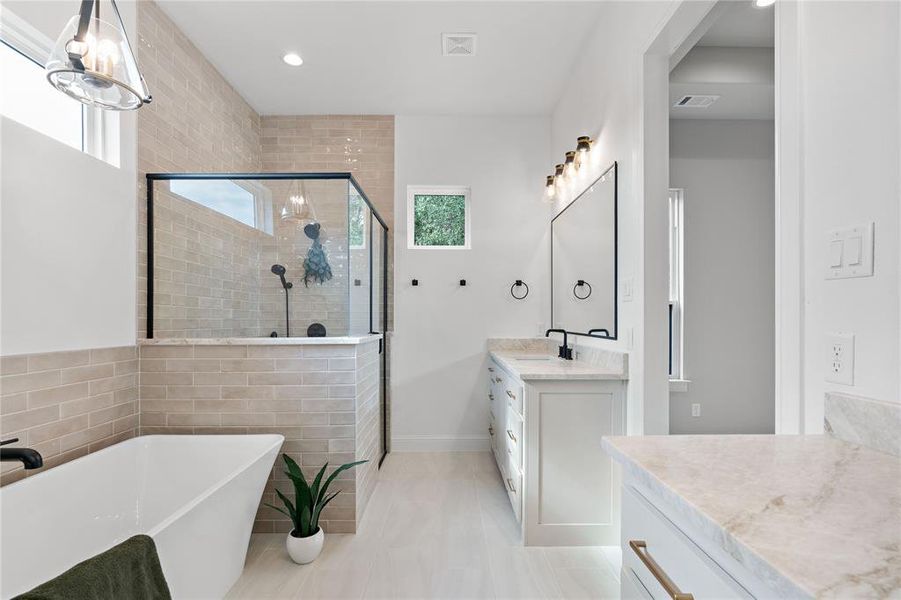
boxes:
[551,161,617,340]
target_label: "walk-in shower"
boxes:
[145,173,387,341]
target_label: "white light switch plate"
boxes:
[825,222,874,280]
[825,332,854,385]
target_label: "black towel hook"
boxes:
[511,280,529,300]
[573,279,592,300]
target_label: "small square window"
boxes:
[407,186,471,249]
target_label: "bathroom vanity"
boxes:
[487,341,627,546]
[604,434,901,599]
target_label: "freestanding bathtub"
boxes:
[0,434,283,599]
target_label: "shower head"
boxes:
[270,264,291,290]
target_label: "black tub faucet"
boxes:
[0,438,43,469]
[545,329,573,360]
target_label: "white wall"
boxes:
[392,115,550,450]
[549,0,675,435]
[669,119,775,434]
[0,3,137,355]
[795,1,900,428]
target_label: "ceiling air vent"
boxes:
[442,33,477,57]
[674,95,720,108]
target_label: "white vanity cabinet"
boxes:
[487,354,626,546]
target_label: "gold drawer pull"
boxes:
[505,477,516,493]
[488,393,494,401]
[495,377,502,383]
[488,426,494,436]
[506,389,516,400]
[488,367,495,372]
[629,540,694,600]
[506,429,517,443]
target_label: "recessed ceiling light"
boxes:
[754,0,775,7]
[282,53,304,66]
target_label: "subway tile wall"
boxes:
[0,347,138,485]
[138,340,381,532]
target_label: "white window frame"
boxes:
[668,188,685,380]
[406,185,472,250]
[348,193,369,250]
[0,7,119,166]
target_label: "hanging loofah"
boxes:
[301,222,333,287]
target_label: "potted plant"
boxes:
[265,453,366,564]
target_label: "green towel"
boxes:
[14,534,172,600]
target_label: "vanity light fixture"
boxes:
[46,0,151,110]
[283,52,304,66]
[564,151,578,179]
[576,135,592,162]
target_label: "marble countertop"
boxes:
[140,334,382,346]
[603,434,901,598]
[489,350,628,380]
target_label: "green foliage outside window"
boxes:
[348,195,366,248]
[413,195,466,247]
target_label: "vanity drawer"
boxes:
[504,381,523,417]
[503,457,523,523]
[622,486,751,600]
[504,411,523,469]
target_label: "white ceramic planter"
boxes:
[286,529,324,564]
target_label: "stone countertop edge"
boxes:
[600,435,901,600]
[139,334,383,346]
[489,350,628,381]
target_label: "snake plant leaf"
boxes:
[274,488,297,527]
[283,454,313,514]
[310,463,328,507]
[317,460,368,504]
[299,504,313,537]
[310,490,341,530]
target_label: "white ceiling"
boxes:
[697,1,775,48]
[670,1,774,120]
[154,1,605,116]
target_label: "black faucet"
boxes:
[0,438,43,469]
[545,328,573,360]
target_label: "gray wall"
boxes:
[669,119,775,434]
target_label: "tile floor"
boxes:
[227,452,621,599]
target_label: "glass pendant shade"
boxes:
[281,182,316,224]
[46,0,151,110]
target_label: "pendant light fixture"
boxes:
[46,0,151,110]
[281,180,317,224]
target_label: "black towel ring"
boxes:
[573,280,592,300]
[511,280,529,300]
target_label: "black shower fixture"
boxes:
[270,264,293,291]
[271,264,293,336]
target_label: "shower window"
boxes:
[146,173,388,340]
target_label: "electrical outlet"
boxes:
[691,403,701,417]
[825,333,855,385]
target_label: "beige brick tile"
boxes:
[329,412,355,425]
[302,426,353,439]
[27,383,90,409]
[91,346,137,364]
[194,399,247,412]
[193,372,246,385]
[193,346,247,359]
[165,359,221,372]
[220,359,274,372]
[28,350,90,372]
[140,399,193,413]
[58,422,113,453]
[0,356,28,376]
[59,364,116,384]
[246,346,304,358]
[139,385,167,399]
[302,346,355,358]
[303,371,355,385]
[113,414,139,434]
[90,401,136,427]
[1,393,27,414]
[90,430,133,453]
[247,372,302,386]
[275,413,329,426]
[140,346,193,359]
[1,370,61,395]
[168,413,221,426]
[245,398,301,412]
[140,372,194,386]
[89,374,136,395]
[274,359,329,372]
[221,413,276,426]
[221,386,273,399]
[166,385,220,399]
[302,398,354,412]
[139,359,166,372]
[139,412,167,426]
[28,414,90,444]
[2,405,59,434]
[273,386,329,399]
[329,439,355,453]
[115,360,140,376]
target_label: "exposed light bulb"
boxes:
[564,151,577,179]
[283,52,304,66]
[546,175,556,199]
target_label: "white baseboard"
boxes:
[391,435,489,452]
